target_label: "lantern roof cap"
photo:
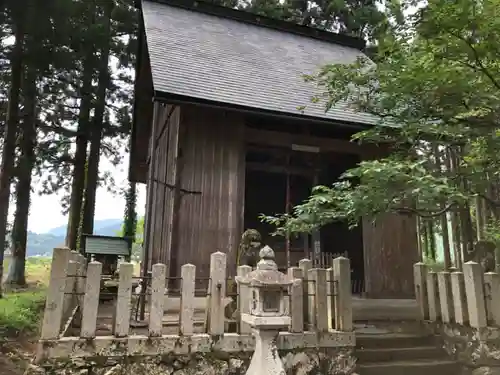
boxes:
[235,245,292,287]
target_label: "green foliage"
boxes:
[210,0,398,42]
[123,182,137,239]
[0,290,46,337]
[119,216,144,260]
[263,0,500,236]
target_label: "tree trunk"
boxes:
[0,9,25,295]
[81,1,113,237]
[5,68,37,286]
[427,220,437,261]
[433,145,451,270]
[445,148,462,268]
[65,54,95,251]
[475,195,487,240]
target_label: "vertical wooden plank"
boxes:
[299,258,312,330]
[40,247,71,339]
[413,262,429,320]
[437,272,454,323]
[362,213,418,298]
[180,263,196,336]
[149,263,166,337]
[309,268,328,331]
[114,262,134,337]
[208,252,227,335]
[426,272,441,321]
[237,265,252,334]
[484,272,500,325]
[80,261,102,339]
[451,271,468,324]
[463,261,487,329]
[333,257,353,331]
[288,267,303,333]
[327,267,335,330]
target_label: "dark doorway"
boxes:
[319,152,364,294]
[243,146,364,293]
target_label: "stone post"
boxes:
[235,246,293,375]
[463,261,487,329]
[414,262,429,320]
[40,247,71,340]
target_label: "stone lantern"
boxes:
[235,245,293,375]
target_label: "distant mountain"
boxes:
[19,219,124,257]
[47,218,123,237]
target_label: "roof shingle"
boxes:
[142,0,378,125]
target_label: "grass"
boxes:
[3,256,52,287]
[0,256,51,339]
[0,291,46,338]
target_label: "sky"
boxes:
[0,37,146,235]
[12,155,146,234]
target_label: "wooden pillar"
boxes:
[362,213,419,298]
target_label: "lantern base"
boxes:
[241,313,291,330]
[246,328,285,375]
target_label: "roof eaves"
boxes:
[153,89,375,130]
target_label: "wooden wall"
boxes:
[145,103,181,270]
[170,105,245,280]
[362,215,419,298]
[361,148,419,299]
[143,103,419,297]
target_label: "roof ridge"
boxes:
[138,0,366,51]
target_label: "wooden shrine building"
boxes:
[130,0,419,298]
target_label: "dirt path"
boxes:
[0,339,37,375]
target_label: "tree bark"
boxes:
[0,7,25,295]
[81,1,113,237]
[5,67,37,286]
[65,69,92,251]
[445,148,462,268]
[433,145,451,270]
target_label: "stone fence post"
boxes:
[414,262,429,320]
[333,256,352,331]
[463,261,487,329]
[207,251,227,335]
[40,247,71,340]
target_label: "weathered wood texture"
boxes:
[362,214,419,298]
[146,104,181,270]
[361,148,419,299]
[172,105,245,280]
[145,104,245,279]
[129,28,153,183]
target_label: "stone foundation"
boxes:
[436,324,500,374]
[26,348,356,375]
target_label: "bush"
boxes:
[0,291,46,338]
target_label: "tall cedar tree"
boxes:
[0,1,25,296]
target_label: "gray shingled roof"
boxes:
[142,0,378,125]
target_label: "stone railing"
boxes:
[35,247,356,374]
[413,261,500,327]
[414,261,500,374]
[40,248,87,340]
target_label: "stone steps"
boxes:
[357,359,460,375]
[356,332,460,375]
[356,346,446,362]
[357,333,436,348]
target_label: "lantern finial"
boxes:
[257,245,277,271]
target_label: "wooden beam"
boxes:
[246,162,315,177]
[245,128,367,155]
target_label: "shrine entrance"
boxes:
[243,141,364,293]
